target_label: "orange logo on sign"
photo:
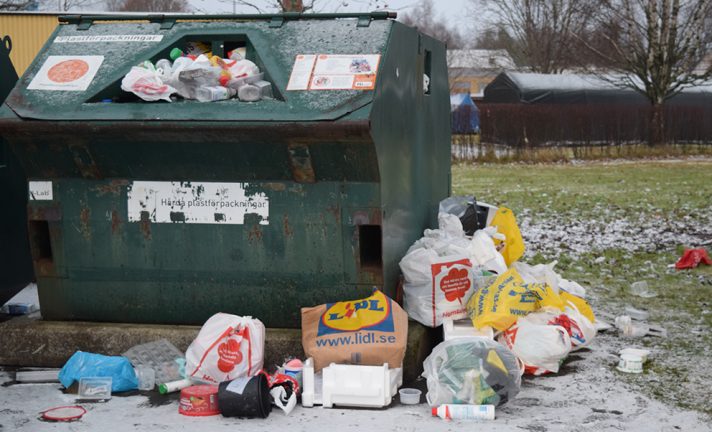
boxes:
[47,59,89,83]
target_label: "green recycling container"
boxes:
[0,34,34,305]
[0,13,451,327]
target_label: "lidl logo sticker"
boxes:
[318,291,394,336]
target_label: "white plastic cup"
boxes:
[136,366,156,391]
[398,388,421,405]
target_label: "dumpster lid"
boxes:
[5,13,395,122]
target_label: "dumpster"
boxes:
[0,13,451,327]
[0,34,34,305]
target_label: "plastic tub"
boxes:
[398,388,421,405]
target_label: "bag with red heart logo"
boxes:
[400,248,476,327]
[186,313,265,384]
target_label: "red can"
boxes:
[178,385,220,416]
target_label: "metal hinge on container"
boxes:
[357,14,372,27]
[149,15,175,30]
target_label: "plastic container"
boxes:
[217,375,271,418]
[179,385,220,416]
[442,318,494,341]
[398,388,421,405]
[196,86,236,102]
[619,348,651,363]
[301,357,402,408]
[122,339,184,385]
[617,353,644,373]
[238,84,261,102]
[78,377,112,400]
[432,404,495,420]
[135,366,155,391]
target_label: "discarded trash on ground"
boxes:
[59,351,139,393]
[123,339,184,385]
[39,405,87,422]
[675,248,712,270]
[432,404,495,420]
[422,337,521,407]
[301,290,408,371]
[629,281,658,298]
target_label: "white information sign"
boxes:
[286,54,317,91]
[27,55,104,91]
[287,54,380,91]
[127,181,269,225]
[28,181,53,201]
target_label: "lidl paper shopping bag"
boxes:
[301,291,408,372]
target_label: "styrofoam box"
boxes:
[301,358,402,408]
[443,318,494,341]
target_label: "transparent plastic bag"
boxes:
[422,337,522,407]
[120,66,176,102]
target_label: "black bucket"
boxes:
[217,374,272,418]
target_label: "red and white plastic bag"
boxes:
[498,317,572,376]
[186,313,265,384]
[400,248,475,327]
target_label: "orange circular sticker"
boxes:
[47,59,89,83]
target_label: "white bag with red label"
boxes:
[400,248,475,327]
[185,313,265,384]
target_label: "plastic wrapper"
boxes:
[422,337,522,407]
[498,315,572,376]
[58,351,138,392]
[120,66,176,102]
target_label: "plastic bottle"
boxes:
[158,378,193,394]
[169,47,184,61]
[196,86,236,102]
[431,404,495,420]
[238,84,261,102]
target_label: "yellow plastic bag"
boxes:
[467,268,564,331]
[560,291,595,323]
[489,207,525,266]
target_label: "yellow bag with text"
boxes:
[489,207,525,266]
[466,268,565,331]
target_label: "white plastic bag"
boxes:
[186,313,265,384]
[513,261,587,298]
[120,66,176,102]
[401,249,475,327]
[498,317,571,376]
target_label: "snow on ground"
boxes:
[518,206,712,260]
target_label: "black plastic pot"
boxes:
[218,374,272,419]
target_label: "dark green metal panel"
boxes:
[0,35,34,305]
[1,14,450,327]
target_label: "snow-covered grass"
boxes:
[453,159,712,417]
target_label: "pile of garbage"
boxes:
[400,196,598,408]
[20,196,603,423]
[120,42,273,103]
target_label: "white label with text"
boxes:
[127,181,269,225]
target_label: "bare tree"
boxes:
[109,0,188,11]
[0,0,35,10]
[476,0,596,73]
[581,0,712,146]
[399,0,463,48]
